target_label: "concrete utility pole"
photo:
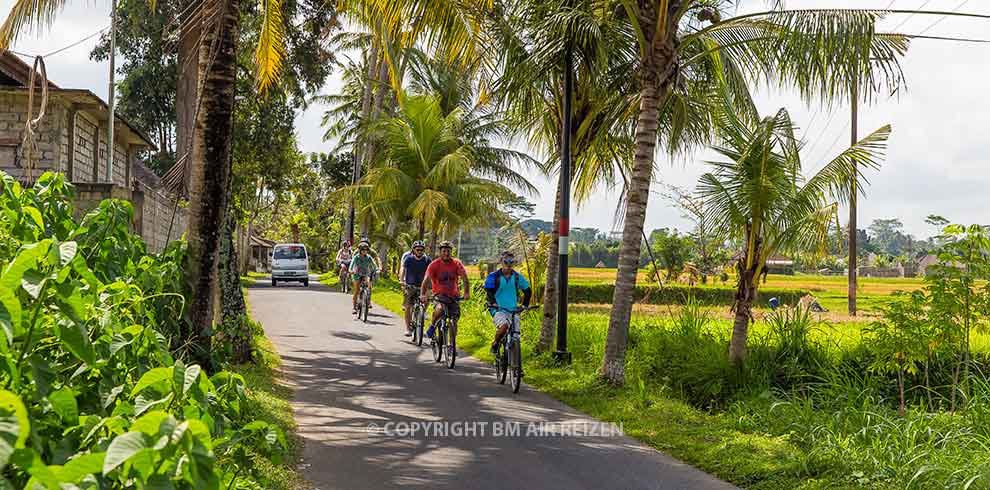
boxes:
[553,45,573,364]
[106,0,118,183]
[848,84,858,316]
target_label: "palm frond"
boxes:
[256,0,287,93]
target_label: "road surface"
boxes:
[247,276,737,490]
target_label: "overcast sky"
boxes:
[5,0,988,239]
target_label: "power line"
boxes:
[918,0,972,35]
[892,0,935,31]
[8,26,109,59]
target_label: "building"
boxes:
[0,51,184,252]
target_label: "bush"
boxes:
[0,172,285,489]
[567,282,807,307]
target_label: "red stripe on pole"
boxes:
[559,218,569,236]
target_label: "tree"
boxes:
[698,107,890,366]
[353,93,533,247]
[649,228,695,280]
[666,186,727,282]
[90,0,178,174]
[483,0,637,353]
[599,4,910,385]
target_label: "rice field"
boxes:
[567,267,926,314]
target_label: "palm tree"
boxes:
[353,93,534,245]
[483,0,638,353]
[2,0,288,365]
[598,4,914,385]
[699,107,890,365]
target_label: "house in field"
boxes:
[766,254,795,275]
[0,51,184,252]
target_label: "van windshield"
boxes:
[274,246,306,260]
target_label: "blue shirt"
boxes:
[402,253,431,286]
[484,270,530,312]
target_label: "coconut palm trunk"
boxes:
[599,15,678,385]
[219,208,251,363]
[184,0,240,368]
[729,250,761,365]
[537,176,563,353]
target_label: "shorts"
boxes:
[434,295,461,322]
[351,274,370,283]
[403,284,421,306]
[492,310,519,331]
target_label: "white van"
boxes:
[271,243,309,287]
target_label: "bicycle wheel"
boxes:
[414,305,424,346]
[495,344,507,384]
[432,321,444,362]
[510,341,522,393]
[446,329,456,369]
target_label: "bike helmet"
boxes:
[358,240,371,250]
[438,240,454,250]
[412,240,425,250]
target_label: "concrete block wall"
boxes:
[0,92,67,181]
[72,112,98,183]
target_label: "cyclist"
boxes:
[335,241,353,286]
[349,241,379,314]
[420,241,470,358]
[400,241,431,336]
[484,251,532,356]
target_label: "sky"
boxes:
[5,0,989,239]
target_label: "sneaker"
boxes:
[404,329,412,337]
[447,346,455,358]
[489,344,499,356]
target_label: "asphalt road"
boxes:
[247,276,737,490]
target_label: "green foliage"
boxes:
[0,172,288,488]
[648,228,696,280]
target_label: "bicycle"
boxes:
[492,306,534,393]
[430,297,461,369]
[408,286,427,346]
[338,264,350,293]
[355,277,371,323]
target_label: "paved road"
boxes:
[247,277,737,490]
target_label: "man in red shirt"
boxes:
[420,240,470,357]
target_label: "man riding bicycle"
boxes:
[484,251,532,356]
[421,241,470,358]
[349,241,379,314]
[400,241,431,336]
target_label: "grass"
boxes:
[230,285,310,490]
[358,276,990,489]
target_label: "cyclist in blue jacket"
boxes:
[484,252,532,356]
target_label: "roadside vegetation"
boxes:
[0,172,299,488]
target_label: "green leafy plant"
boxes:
[0,171,287,488]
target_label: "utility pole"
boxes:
[347,152,358,243]
[106,0,118,183]
[553,45,573,364]
[848,83,858,316]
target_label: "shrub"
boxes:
[0,172,285,488]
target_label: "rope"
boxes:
[20,56,48,184]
